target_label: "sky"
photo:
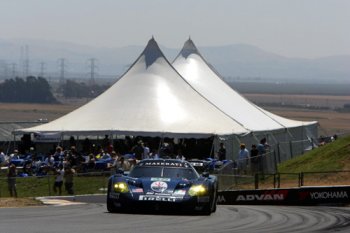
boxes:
[0,0,349,58]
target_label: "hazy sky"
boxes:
[0,0,349,58]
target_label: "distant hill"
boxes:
[0,38,349,83]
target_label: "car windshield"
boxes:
[129,166,199,180]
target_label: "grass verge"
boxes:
[0,198,43,208]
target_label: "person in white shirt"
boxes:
[0,148,7,166]
[238,143,250,174]
[9,149,20,162]
[44,154,55,166]
[142,142,150,159]
[53,164,64,195]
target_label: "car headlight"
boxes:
[188,184,207,196]
[113,182,129,193]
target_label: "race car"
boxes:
[107,159,218,215]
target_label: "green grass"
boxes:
[0,173,109,198]
[247,135,350,188]
[278,135,350,173]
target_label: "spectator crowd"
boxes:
[0,135,276,197]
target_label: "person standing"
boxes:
[142,142,150,159]
[132,140,144,160]
[7,164,18,197]
[217,143,226,161]
[115,156,130,171]
[9,149,20,163]
[237,144,249,174]
[0,148,7,166]
[250,144,259,174]
[53,146,64,163]
[53,164,64,195]
[257,138,268,174]
[64,164,76,195]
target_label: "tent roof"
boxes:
[172,39,318,132]
[16,38,249,138]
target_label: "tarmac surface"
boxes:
[1,195,350,233]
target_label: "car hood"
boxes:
[129,177,193,195]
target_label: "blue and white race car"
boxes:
[107,159,218,214]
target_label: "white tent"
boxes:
[16,38,249,138]
[172,39,318,164]
[172,38,318,132]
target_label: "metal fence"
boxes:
[0,171,110,198]
[1,170,349,198]
[216,170,350,190]
[223,138,315,176]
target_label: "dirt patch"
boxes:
[0,198,43,208]
[0,102,81,122]
[241,93,350,135]
[244,93,350,108]
[264,107,350,135]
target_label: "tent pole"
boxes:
[270,133,278,146]
[111,132,115,151]
[210,135,216,158]
[4,141,9,155]
[252,132,259,144]
[12,134,16,153]
[158,136,164,154]
[301,125,305,155]
[286,129,294,140]
[109,131,113,150]
[233,135,242,161]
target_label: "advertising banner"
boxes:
[217,186,350,205]
[33,132,61,143]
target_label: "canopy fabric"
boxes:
[172,39,318,132]
[16,38,249,138]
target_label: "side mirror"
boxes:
[202,171,210,178]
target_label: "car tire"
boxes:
[107,197,119,213]
[212,195,217,213]
[107,180,121,213]
[201,192,215,215]
[201,203,212,215]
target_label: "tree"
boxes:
[0,76,57,103]
[57,79,109,98]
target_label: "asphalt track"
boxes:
[1,197,350,233]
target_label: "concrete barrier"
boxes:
[217,186,350,206]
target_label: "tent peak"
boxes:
[180,38,200,58]
[142,37,165,67]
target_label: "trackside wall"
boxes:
[217,186,350,206]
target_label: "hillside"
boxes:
[245,135,350,188]
[278,135,350,173]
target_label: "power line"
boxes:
[24,45,30,77]
[19,45,30,78]
[11,63,17,78]
[87,58,98,85]
[39,62,46,77]
[58,58,66,84]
